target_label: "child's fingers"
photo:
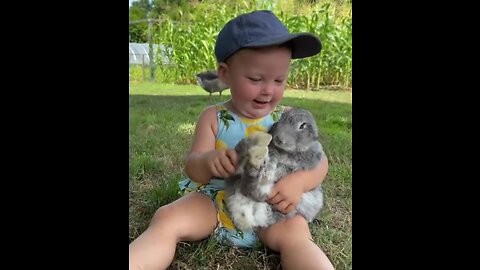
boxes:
[214,161,228,178]
[220,156,236,175]
[274,201,291,213]
[284,204,295,213]
[209,162,220,177]
[267,192,283,204]
[226,149,237,166]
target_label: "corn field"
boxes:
[129,0,352,90]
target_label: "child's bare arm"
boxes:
[267,155,329,213]
[184,106,237,184]
[297,154,329,192]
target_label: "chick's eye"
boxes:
[299,123,307,130]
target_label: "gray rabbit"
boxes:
[226,108,324,231]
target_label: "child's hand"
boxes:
[267,174,304,213]
[206,149,238,178]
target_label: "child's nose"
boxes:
[261,82,275,95]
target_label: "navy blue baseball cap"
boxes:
[214,10,322,63]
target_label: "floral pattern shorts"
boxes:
[178,178,260,248]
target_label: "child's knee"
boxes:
[259,215,311,250]
[276,215,310,235]
[285,215,310,230]
[150,205,171,226]
[149,194,217,238]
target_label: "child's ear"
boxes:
[217,63,228,83]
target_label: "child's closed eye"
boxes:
[248,77,262,82]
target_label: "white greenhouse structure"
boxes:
[129,43,170,65]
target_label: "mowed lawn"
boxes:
[129,82,352,270]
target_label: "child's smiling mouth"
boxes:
[253,99,269,105]
[252,99,270,109]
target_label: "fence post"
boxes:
[148,19,154,81]
[142,54,145,81]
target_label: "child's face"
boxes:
[220,46,291,119]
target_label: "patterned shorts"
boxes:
[178,178,260,248]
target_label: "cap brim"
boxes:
[244,33,321,59]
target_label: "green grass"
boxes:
[129,81,352,269]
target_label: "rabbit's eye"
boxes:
[299,123,307,130]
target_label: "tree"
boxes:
[129,0,190,42]
[129,0,152,42]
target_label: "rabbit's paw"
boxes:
[248,145,268,169]
[232,214,254,231]
[246,132,271,169]
[250,132,272,147]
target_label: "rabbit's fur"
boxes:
[225,108,324,231]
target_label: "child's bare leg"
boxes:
[129,192,217,270]
[258,215,334,270]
